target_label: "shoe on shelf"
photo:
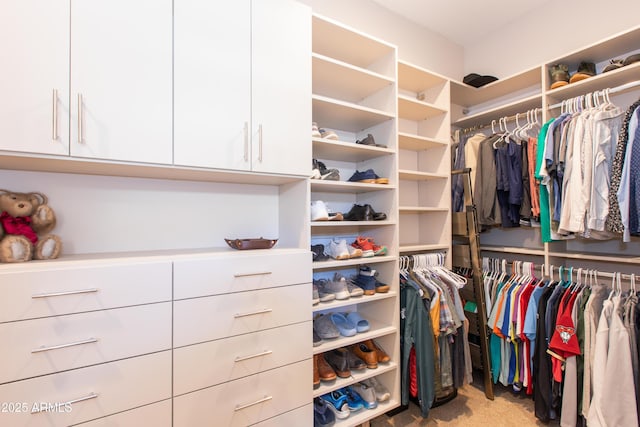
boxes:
[326,239,351,261]
[347,244,362,259]
[328,212,343,221]
[352,271,376,295]
[343,204,386,221]
[316,353,337,382]
[319,127,339,140]
[313,329,323,347]
[312,283,320,305]
[343,386,365,412]
[333,272,362,297]
[346,311,370,333]
[314,279,336,303]
[311,244,329,262]
[317,277,349,300]
[361,237,388,256]
[549,63,569,89]
[603,58,624,73]
[313,313,340,340]
[363,376,391,402]
[311,200,330,221]
[324,348,351,378]
[569,61,596,84]
[343,346,367,371]
[365,338,391,363]
[330,312,357,337]
[339,274,364,297]
[312,122,322,138]
[348,169,377,184]
[313,159,340,181]
[322,389,350,420]
[352,236,375,258]
[350,382,378,409]
[313,397,336,427]
[358,265,389,293]
[313,353,321,389]
[355,133,385,148]
[351,341,378,369]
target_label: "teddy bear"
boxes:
[0,189,62,263]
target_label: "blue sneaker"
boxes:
[343,386,365,411]
[314,397,336,426]
[348,169,377,183]
[322,389,350,419]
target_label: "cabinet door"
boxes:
[174,0,251,171]
[70,0,172,164]
[251,0,311,175]
[0,0,69,155]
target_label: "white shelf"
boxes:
[398,170,448,181]
[450,67,541,107]
[311,14,395,75]
[480,246,545,256]
[398,95,448,121]
[312,256,398,271]
[313,362,397,397]
[548,251,640,265]
[452,93,542,129]
[399,206,449,214]
[313,94,395,132]
[312,53,394,103]
[311,220,396,227]
[546,62,640,101]
[399,243,450,253]
[397,60,447,92]
[311,180,395,194]
[398,132,448,151]
[311,291,397,313]
[312,138,394,162]
[312,321,396,354]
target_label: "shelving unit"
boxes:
[396,60,452,260]
[310,14,400,426]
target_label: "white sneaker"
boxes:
[363,377,390,402]
[310,200,329,221]
[312,122,322,138]
[326,239,350,260]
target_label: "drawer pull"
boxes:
[32,288,99,299]
[32,392,98,414]
[234,308,272,318]
[233,271,272,278]
[32,337,98,353]
[234,395,272,411]
[235,350,272,362]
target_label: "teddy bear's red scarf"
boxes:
[0,212,37,244]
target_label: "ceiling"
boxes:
[370,0,551,47]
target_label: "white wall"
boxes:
[297,0,464,78]
[464,0,640,77]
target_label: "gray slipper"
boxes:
[314,313,340,339]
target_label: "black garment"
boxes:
[520,139,532,220]
[495,138,521,227]
[451,326,466,389]
[533,283,556,423]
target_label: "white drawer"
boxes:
[0,303,171,384]
[0,261,172,323]
[173,250,310,299]
[74,399,171,427]
[173,359,312,427]
[252,404,312,426]
[0,351,171,427]
[174,284,310,347]
[174,321,312,395]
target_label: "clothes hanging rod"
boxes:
[547,80,640,110]
[483,258,638,281]
[459,108,542,134]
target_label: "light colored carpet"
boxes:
[371,372,561,427]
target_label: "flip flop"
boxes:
[346,311,370,333]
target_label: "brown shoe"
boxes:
[324,349,350,378]
[351,342,378,369]
[313,354,321,388]
[365,339,391,363]
[317,353,337,382]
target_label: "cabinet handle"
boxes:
[235,349,272,362]
[77,93,83,144]
[234,395,272,411]
[32,288,98,299]
[32,337,98,353]
[243,121,249,162]
[233,271,272,278]
[52,89,58,141]
[32,392,98,414]
[258,124,263,162]
[234,308,272,318]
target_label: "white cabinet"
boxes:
[174,0,311,175]
[70,0,172,164]
[0,0,70,155]
[0,0,173,164]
